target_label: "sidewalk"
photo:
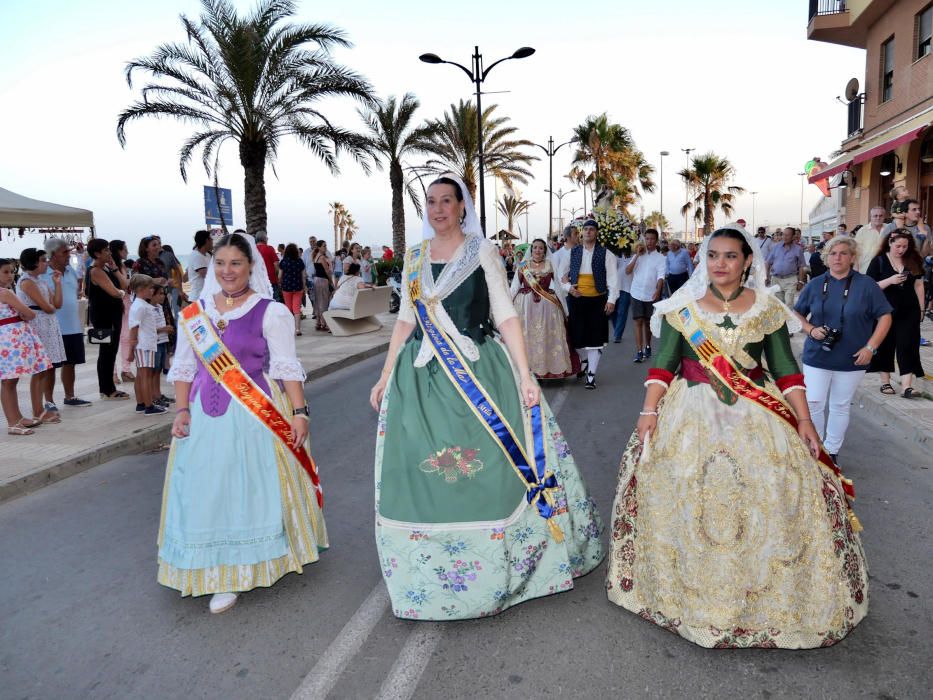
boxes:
[790,316,933,447]
[0,313,396,502]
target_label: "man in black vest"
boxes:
[562,219,619,389]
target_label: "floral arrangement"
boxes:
[574,209,639,256]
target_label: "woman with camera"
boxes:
[866,230,926,398]
[794,237,892,463]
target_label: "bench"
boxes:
[323,285,391,336]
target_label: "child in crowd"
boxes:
[149,285,175,407]
[0,258,51,435]
[127,275,166,416]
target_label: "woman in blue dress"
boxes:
[158,233,327,614]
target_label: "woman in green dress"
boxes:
[606,226,868,648]
[369,176,604,621]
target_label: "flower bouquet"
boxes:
[575,210,639,256]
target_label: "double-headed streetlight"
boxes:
[544,187,576,234]
[533,136,577,237]
[419,46,536,234]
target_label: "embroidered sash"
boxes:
[180,301,323,508]
[518,264,564,316]
[407,244,564,541]
[676,305,861,531]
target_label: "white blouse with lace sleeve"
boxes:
[166,297,305,383]
[398,254,416,324]
[479,241,518,327]
[264,302,306,381]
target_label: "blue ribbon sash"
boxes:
[407,244,564,540]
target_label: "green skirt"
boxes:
[375,335,604,620]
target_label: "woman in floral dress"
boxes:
[1,257,51,435]
[510,239,576,379]
[369,176,603,621]
[606,226,868,649]
[16,248,65,423]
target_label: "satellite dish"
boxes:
[845,78,860,102]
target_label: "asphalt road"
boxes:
[1,341,931,700]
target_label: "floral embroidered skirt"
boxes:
[606,378,869,648]
[157,378,328,596]
[376,336,604,620]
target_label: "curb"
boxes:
[850,384,931,447]
[0,342,389,504]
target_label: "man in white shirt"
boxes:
[855,206,886,272]
[561,219,618,389]
[551,224,579,286]
[612,247,634,343]
[186,230,213,301]
[754,226,775,260]
[626,228,666,363]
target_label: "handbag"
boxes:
[87,328,113,344]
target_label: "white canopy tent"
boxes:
[0,187,94,229]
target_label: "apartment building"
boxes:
[808,0,933,227]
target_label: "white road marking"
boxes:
[375,625,445,700]
[291,382,574,699]
[289,585,390,700]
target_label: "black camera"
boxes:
[820,326,842,352]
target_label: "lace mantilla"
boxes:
[413,234,485,368]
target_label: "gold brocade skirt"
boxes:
[606,378,869,648]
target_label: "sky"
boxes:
[0,0,866,255]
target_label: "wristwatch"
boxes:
[292,406,310,417]
[864,344,878,356]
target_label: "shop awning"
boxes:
[807,155,852,184]
[851,112,931,165]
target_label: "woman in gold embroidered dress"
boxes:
[606,226,868,649]
[510,239,575,379]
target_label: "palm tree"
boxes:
[361,93,436,256]
[496,193,533,235]
[343,213,358,242]
[570,114,654,213]
[679,152,745,235]
[117,0,375,234]
[328,201,346,249]
[419,99,538,201]
[645,211,670,232]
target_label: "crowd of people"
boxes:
[0,228,396,436]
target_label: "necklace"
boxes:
[220,286,251,307]
[709,284,744,313]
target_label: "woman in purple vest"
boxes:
[157,233,327,614]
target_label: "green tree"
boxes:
[570,113,654,214]
[678,152,745,235]
[419,99,538,201]
[361,93,436,256]
[645,211,670,232]
[117,0,375,234]
[496,193,534,235]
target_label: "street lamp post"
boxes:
[419,46,535,234]
[659,150,669,234]
[751,191,759,234]
[796,172,806,231]
[681,147,694,239]
[544,188,576,235]
[533,136,577,237]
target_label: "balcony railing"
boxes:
[809,0,849,22]
[847,95,863,138]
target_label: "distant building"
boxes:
[808,0,933,226]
